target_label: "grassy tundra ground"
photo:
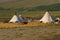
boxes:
[0,25,60,40]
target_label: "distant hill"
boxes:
[0,3,60,11]
[0,0,60,8]
[27,3,60,11]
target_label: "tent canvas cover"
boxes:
[40,11,54,23]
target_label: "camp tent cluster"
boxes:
[9,11,58,23]
[9,15,24,23]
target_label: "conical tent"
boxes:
[19,15,24,22]
[9,15,24,23]
[40,11,54,23]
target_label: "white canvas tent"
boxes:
[19,15,24,22]
[40,11,54,23]
[9,15,24,23]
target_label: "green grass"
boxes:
[0,10,60,18]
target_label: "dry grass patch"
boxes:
[0,22,60,28]
[0,22,47,28]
